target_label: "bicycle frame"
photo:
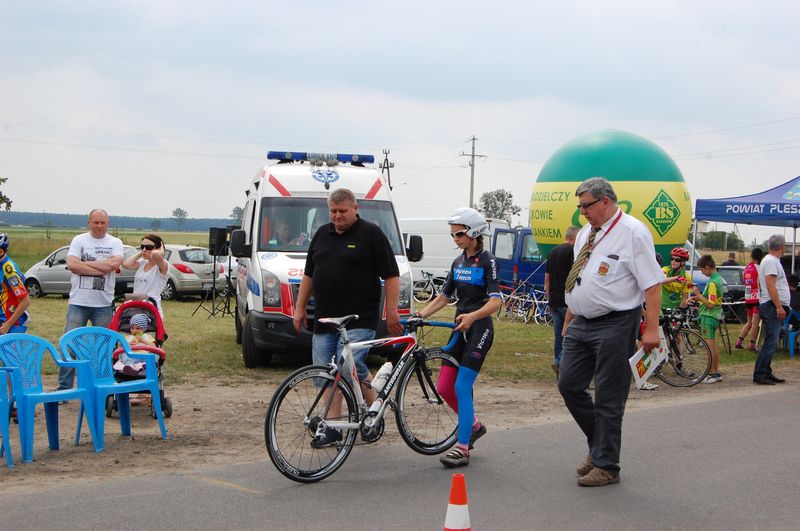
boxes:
[314,317,457,436]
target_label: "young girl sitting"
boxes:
[114,313,156,376]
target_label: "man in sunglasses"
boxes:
[57,208,124,390]
[558,177,663,487]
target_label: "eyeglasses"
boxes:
[140,244,156,250]
[450,230,469,239]
[577,197,603,210]
[671,258,685,263]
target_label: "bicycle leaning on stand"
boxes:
[412,270,457,305]
[651,307,712,387]
[265,316,460,483]
[496,281,552,325]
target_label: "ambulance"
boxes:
[229,151,421,367]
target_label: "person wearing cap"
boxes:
[58,209,124,390]
[0,233,31,335]
[559,177,663,487]
[415,207,501,468]
[114,313,156,376]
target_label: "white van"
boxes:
[230,151,422,367]
[400,217,510,282]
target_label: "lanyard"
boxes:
[588,209,623,254]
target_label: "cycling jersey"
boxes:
[661,265,690,309]
[442,249,501,315]
[0,255,30,328]
[743,261,760,303]
[699,271,724,321]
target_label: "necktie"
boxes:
[565,227,600,293]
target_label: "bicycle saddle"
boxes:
[317,315,360,328]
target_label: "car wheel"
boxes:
[235,305,243,345]
[25,279,43,298]
[161,279,177,301]
[242,313,271,368]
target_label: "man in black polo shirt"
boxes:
[545,226,579,377]
[293,188,401,409]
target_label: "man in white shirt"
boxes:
[57,209,124,390]
[558,177,663,487]
[753,234,790,385]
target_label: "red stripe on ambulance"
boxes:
[364,178,382,199]
[268,174,292,197]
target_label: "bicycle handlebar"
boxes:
[400,318,459,351]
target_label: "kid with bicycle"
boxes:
[415,207,501,468]
[690,255,724,383]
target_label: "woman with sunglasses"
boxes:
[122,234,169,317]
[415,207,502,468]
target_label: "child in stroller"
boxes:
[107,299,173,418]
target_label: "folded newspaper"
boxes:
[629,328,668,388]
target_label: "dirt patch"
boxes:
[2,361,798,493]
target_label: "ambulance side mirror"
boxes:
[229,229,251,258]
[406,234,423,262]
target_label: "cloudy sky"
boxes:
[2,1,799,245]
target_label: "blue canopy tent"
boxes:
[693,175,800,269]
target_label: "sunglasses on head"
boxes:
[140,244,156,250]
[450,230,469,239]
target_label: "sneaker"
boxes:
[748,343,758,352]
[440,446,470,468]
[576,453,593,477]
[703,373,722,384]
[577,467,620,487]
[638,381,658,391]
[310,427,343,449]
[468,423,487,450]
[734,339,744,349]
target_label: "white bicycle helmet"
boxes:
[0,233,8,250]
[448,207,490,238]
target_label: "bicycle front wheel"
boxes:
[265,365,359,483]
[655,329,712,387]
[413,280,434,303]
[395,348,459,455]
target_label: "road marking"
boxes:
[192,475,265,495]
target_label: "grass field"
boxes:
[5,227,210,271]
[8,230,779,383]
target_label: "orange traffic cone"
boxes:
[443,473,471,531]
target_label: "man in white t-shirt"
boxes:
[753,234,790,385]
[57,209,124,390]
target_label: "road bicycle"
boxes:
[265,316,460,483]
[652,307,712,387]
[412,270,457,305]
[496,282,552,325]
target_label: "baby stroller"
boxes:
[107,298,173,418]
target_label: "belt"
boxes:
[577,308,638,323]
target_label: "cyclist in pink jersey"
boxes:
[736,247,763,351]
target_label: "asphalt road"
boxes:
[2,389,798,530]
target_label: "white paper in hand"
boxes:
[629,328,668,388]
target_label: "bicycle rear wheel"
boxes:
[395,348,459,455]
[655,329,712,387]
[265,365,359,483]
[413,280,434,303]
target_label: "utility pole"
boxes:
[380,148,395,190]
[460,135,486,208]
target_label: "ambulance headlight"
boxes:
[398,272,412,310]
[262,270,281,307]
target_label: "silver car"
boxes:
[161,244,226,300]
[24,245,138,298]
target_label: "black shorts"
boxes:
[445,316,494,372]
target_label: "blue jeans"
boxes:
[57,304,113,390]
[551,305,568,365]
[755,303,785,379]
[312,328,375,381]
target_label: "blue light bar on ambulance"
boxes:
[266,151,375,164]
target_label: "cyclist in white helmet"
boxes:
[415,207,502,468]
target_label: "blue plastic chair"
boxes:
[0,334,100,463]
[0,367,15,467]
[58,327,167,451]
[781,310,800,358]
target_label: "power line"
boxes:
[654,116,800,140]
